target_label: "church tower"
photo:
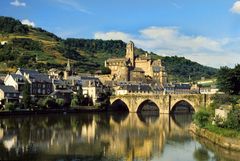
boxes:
[64,59,72,80]
[125,41,135,67]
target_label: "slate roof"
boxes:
[30,74,52,83]
[0,85,19,93]
[17,68,39,75]
[119,84,152,92]
[10,74,25,83]
[174,83,191,89]
[53,79,67,85]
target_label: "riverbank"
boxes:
[0,107,105,116]
[189,123,240,151]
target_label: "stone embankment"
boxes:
[189,124,240,151]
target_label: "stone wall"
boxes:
[190,124,240,151]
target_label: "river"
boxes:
[0,113,239,161]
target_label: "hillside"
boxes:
[0,16,217,81]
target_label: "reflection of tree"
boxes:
[193,146,210,161]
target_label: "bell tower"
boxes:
[125,41,135,67]
[64,59,72,80]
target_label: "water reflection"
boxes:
[0,113,238,161]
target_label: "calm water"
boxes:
[0,113,239,161]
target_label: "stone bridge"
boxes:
[110,94,213,113]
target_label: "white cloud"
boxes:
[21,19,35,27]
[55,0,91,14]
[10,0,26,7]
[94,26,240,68]
[231,1,240,14]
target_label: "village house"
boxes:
[114,82,153,96]
[0,85,20,106]
[164,83,192,94]
[4,74,25,92]
[48,68,63,79]
[81,76,104,105]
[50,79,72,105]
[16,68,53,97]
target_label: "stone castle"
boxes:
[105,41,167,87]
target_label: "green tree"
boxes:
[76,86,84,105]
[71,98,79,107]
[22,81,31,109]
[5,102,16,111]
[217,65,240,95]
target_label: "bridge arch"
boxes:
[136,99,160,113]
[170,99,195,114]
[109,98,129,112]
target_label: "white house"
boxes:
[0,85,20,105]
[81,77,104,105]
[4,74,25,92]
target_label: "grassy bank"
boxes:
[204,123,240,139]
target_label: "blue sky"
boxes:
[1,0,240,68]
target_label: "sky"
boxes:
[1,0,240,68]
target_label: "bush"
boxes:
[224,110,240,131]
[194,109,211,128]
[71,98,79,107]
[42,97,57,109]
[5,102,16,111]
[56,98,65,107]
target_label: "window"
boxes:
[38,84,41,88]
[43,84,45,88]
[38,89,41,94]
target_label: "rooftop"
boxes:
[0,85,19,93]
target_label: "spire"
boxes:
[66,59,71,71]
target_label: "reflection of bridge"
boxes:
[110,94,212,113]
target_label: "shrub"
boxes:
[71,98,79,108]
[42,97,57,109]
[194,109,211,128]
[224,110,240,131]
[56,98,65,107]
[5,102,16,111]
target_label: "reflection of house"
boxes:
[3,135,17,151]
[105,41,167,87]
[16,68,53,96]
[4,74,25,92]
[0,85,19,104]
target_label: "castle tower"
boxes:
[125,41,135,67]
[64,59,72,80]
